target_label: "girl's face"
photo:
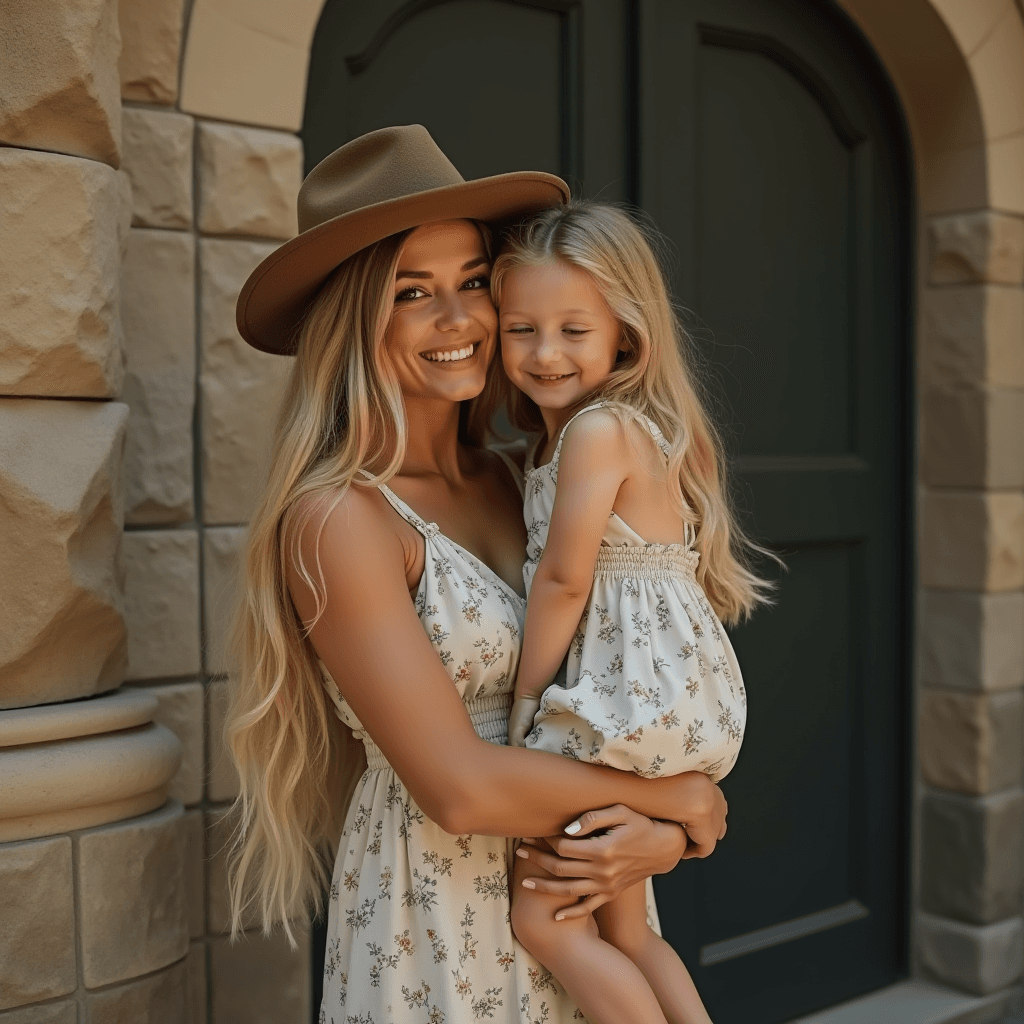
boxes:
[499,260,626,414]
[384,220,496,405]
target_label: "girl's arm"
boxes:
[290,483,726,851]
[515,409,632,701]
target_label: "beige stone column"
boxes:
[0,0,190,1019]
[916,210,1024,995]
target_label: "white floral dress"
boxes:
[319,462,581,1024]
[523,403,746,783]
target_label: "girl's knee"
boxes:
[511,892,558,957]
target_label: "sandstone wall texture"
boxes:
[917,209,1024,996]
[0,0,305,1020]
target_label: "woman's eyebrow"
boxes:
[395,256,489,280]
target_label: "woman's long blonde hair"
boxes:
[491,200,773,624]
[224,226,496,945]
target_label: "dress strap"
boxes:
[550,401,609,462]
[356,469,433,535]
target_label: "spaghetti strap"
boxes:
[356,469,431,533]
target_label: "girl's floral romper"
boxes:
[319,461,580,1024]
[523,403,747,783]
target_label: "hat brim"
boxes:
[236,170,569,354]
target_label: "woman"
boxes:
[226,125,728,1023]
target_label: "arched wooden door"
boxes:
[302,2,913,1020]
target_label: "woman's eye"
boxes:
[462,275,490,291]
[396,286,427,302]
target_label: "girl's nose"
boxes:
[534,333,561,364]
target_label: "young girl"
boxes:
[493,201,772,1024]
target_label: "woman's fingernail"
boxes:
[554,913,566,921]
[521,837,537,845]
[522,879,536,889]
[515,848,528,859]
[564,821,582,835]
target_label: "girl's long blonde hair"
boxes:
[491,200,773,624]
[224,226,496,945]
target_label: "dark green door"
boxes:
[302,2,912,1021]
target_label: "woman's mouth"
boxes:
[421,342,479,363]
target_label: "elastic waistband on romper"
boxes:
[360,691,512,771]
[594,545,699,582]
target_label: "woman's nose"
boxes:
[436,291,473,330]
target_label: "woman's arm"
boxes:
[515,410,630,701]
[290,485,726,851]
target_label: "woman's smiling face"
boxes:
[384,220,496,405]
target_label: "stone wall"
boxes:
[114,1,307,1021]
[0,0,305,1021]
[916,210,1024,995]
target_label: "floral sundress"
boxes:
[319,463,581,1024]
[523,403,747,782]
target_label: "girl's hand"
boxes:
[514,804,688,919]
[508,696,542,748]
[670,772,729,859]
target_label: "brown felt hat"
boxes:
[236,124,569,354]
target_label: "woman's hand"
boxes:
[513,804,689,919]
[508,696,542,748]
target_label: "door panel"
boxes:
[642,3,911,1021]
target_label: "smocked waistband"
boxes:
[594,545,699,582]
[360,691,512,772]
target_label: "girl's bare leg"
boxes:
[595,882,713,1024]
[511,853,669,1024]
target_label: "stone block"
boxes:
[196,123,301,239]
[118,0,187,104]
[203,529,246,676]
[187,941,208,1024]
[206,806,248,936]
[918,911,1024,996]
[199,239,291,525]
[922,285,1024,390]
[207,679,240,803]
[143,683,204,806]
[0,400,128,710]
[929,211,1024,285]
[121,108,193,229]
[77,800,189,988]
[922,385,1024,489]
[919,688,1024,794]
[0,0,121,167]
[209,930,310,1024]
[0,1003,77,1024]
[83,960,187,1023]
[122,530,201,681]
[0,837,75,1009]
[920,590,1024,692]
[121,229,195,524]
[920,491,1024,592]
[183,808,206,939]
[920,787,1023,924]
[0,149,130,397]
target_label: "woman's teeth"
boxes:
[422,344,476,363]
